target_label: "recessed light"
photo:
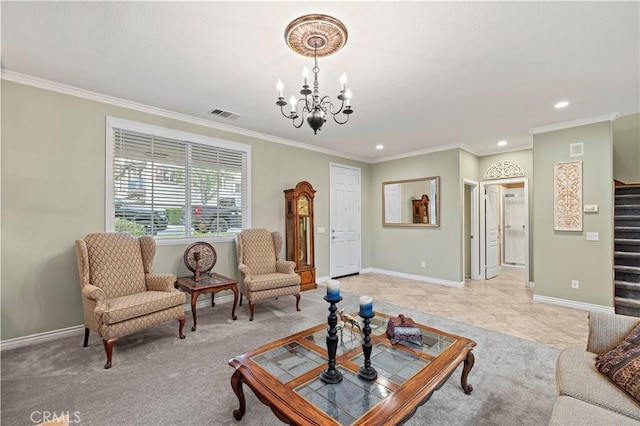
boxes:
[554,101,569,109]
[376,144,384,150]
[497,140,508,147]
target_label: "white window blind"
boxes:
[107,117,250,240]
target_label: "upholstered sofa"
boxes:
[549,311,640,425]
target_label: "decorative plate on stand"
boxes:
[183,242,217,274]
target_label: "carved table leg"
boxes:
[231,370,246,420]
[295,294,301,312]
[231,285,239,320]
[190,291,199,331]
[461,350,475,394]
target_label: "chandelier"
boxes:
[276,14,353,134]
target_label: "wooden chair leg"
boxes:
[295,294,301,312]
[83,327,90,347]
[103,338,117,369]
[249,302,255,321]
[239,293,243,306]
[178,317,186,339]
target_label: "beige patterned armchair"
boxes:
[236,229,301,321]
[75,233,186,368]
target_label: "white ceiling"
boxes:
[2,1,638,162]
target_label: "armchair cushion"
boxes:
[244,273,300,292]
[101,290,186,325]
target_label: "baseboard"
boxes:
[0,296,234,352]
[0,325,86,352]
[533,294,615,314]
[367,268,465,288]
[527,281,535,288]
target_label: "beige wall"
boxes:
[370,149,463,282]
[2,78,624,341]
[532,121,614,306]
[613,113,640,184]
[0,81,370,340]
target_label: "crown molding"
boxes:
[529,112,620,135]
[371,142,477,163]
[0,70,369,163]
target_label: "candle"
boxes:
[289,96,297,114]
[303,67,309,86]
[359,295,373,317]
[327,280,340,299]
[340,73,347,91]
[276,79,283,98]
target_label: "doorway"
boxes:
[463,179,480,279]
[329,163,361,279]
[480,178,529,285]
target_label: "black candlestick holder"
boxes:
[358,312,378,381]
[320,295,343,384]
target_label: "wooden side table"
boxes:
[175,272,238,331]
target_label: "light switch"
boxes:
[317,227,326,234]
[586,232,599,241]
[584,205,599,213]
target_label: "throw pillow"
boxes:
[596,322,640,364]
[595,323,640,403]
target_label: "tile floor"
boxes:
[336,267,589,350]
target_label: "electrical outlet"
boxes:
[571,280,579,289]
[420,261,426,268]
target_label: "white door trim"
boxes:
[463,179,480,280]
[329,162,362,278]
[480,178,529,286]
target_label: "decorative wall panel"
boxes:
[553,161,583,231]
[483,160,525,180]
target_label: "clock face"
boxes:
[183,242,217,273]
[298,195,309,215]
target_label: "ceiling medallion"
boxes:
[276,14,353,134]
[285,14,348,58]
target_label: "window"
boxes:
[106,117,250,242]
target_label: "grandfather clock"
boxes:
[284,181,317,291]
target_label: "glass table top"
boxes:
[350,343,429,386]
[250,341,326,383]
[294,368,394,425]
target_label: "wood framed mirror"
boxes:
[382,176,440,227]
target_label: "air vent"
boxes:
[570,142,584,157]
[209,108,243,121]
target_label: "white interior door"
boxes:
[330,164,361,278]
[485,186,500,279]
[503,188,526,265]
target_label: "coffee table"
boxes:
[229,312,476,425]
[175,272,239,331]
